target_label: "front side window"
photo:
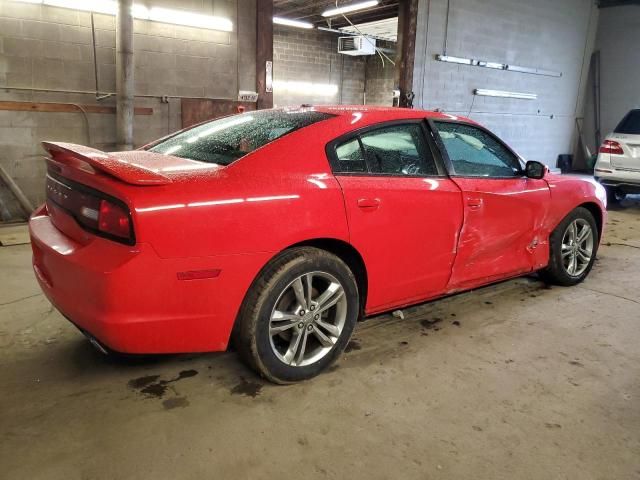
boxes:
[434,122,521,177]
[332,123,438,176]
[149,110,334,166]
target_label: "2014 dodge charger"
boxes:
[29,106,607,383]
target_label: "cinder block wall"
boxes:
[583,5,640,152]
[0,0,256,206]
[412,0,598,165]
[364,40,395,106]
[273,25,367,106]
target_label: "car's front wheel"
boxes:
[234,247,359,383]
[540,207,599,286]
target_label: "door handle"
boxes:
[467,198,483,209]
[357,198,380,210]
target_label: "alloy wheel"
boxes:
[269,271,347,367]
[561,218,594,277]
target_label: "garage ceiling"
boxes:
[273,0,399,28]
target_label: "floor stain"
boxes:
[420,318,442,330]
[452,320,461,327]
[127,374,160,390]
[230,377,263,398]
[163,397,190,410]
[128,369,199,399]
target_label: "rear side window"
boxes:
[360,124,437,176]
[614,110,640,135]
[434,121,521,177]
[335,138,367,172]
[149,110,334,166]
[331,122,439,176]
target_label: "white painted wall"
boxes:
[412,0,598,165]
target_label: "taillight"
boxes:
[599,140,624,155]
[46,173,134,245]
[98,199,131,240]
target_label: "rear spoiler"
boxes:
[42,142,172,186]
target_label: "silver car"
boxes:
[594,109,640,203]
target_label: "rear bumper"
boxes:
[29,206,271,354]
[594,172,640,194]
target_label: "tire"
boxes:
[605,186,626,204]
[233,247,359,384]
[539,207,599,286]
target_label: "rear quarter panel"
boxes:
[134,119,352,259]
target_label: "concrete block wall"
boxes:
[364,40,395,106]
[412,0,599,165]
[273,25,366,106]
[583,5,640,152]
[0,0,255,206]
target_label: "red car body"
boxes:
[29,106,607,354]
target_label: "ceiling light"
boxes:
[273,16,314,29]
[13,0,232,31]
[322,0,379,17]
[474,89,537,100]
[149,7,232,31]
[43,0,117,14]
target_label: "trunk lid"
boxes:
[42,142,221,245]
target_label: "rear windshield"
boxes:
[614,109,640,135]
[149,109,334,165]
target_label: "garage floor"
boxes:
[1,201,639,480]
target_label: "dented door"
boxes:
[447,177,550,289]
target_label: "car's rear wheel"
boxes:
[539,207,599,286]
[605,186,626,204]
[233,247,359,383]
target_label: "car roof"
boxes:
[309,105,478,125]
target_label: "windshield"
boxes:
[614,109,640,135]
[149,109,334,165]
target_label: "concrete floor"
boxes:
[1,202,639,480]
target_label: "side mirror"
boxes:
[525,160,546,179]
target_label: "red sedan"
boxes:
[29,106,606,383]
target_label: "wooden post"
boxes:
[395,0,418,108]
[256,0,274,109]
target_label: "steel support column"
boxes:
[395,0,418,108]
[116,0,134,149]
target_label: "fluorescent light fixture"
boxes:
[273,16,313,29]
[474,88,537,100]
[436,54,562,78]
[435,55,473,66]
[273,80,338,96]
[12,0,232,31]
[322,0,379,17]
[149,7,232,31]
[43,0,116,14]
